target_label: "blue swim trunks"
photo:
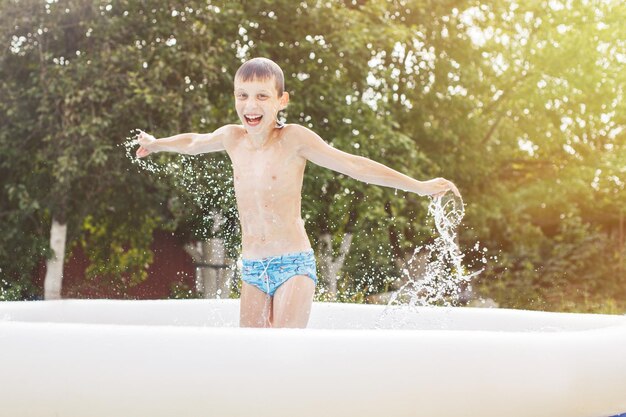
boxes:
[241,250,318,296]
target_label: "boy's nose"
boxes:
[242,101,256,111]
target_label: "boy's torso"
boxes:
[222,124,311,258]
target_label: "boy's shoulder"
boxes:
[282,123,309,133]
[279,124,328,156]
[217,123,319,150]
[218,123,246,136]
[217,123,313,138]
[281,123,318,141]
[217,124,246,145]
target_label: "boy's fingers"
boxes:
[444,180,460,198]
[136,129,148,141]
[136,147,148,158]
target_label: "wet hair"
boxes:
[234,57,285,97]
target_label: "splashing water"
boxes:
[385,193,482,309]
[121,131,238,240]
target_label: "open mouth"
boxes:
[244,114,263,126]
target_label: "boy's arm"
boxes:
[296,126,459,197]
[136,124,235,157]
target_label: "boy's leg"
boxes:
[240,282,273,327]
[272,275,315,328]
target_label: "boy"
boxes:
[136,57,460,328]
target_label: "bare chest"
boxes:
[227,140,306,196]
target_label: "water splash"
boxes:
[122,131,162,174]
[378,193,483,322]
[121,131,238,238]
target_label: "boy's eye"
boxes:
[257,94,269,100]
[236,93,248,99]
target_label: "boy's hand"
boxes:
[135,129,157,158]
[421,178,461,198]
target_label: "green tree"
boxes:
[2,0,623,311]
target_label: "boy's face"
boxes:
[234,76,288,133]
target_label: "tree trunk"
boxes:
[44,218,67,300]
[319,232,353,299]
[618,210,624,275]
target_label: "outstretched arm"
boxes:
[135,124,235,157]
[296,126,459,197]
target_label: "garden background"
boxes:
[1,0,624,313]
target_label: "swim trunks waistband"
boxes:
[242,249,314,262]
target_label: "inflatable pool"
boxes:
[1,299,625,417]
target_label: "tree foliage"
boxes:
[1,0,624,311]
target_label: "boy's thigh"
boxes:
[272,275,316,328]
[240,282,272,328]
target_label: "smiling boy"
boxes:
[136,57,460,328]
